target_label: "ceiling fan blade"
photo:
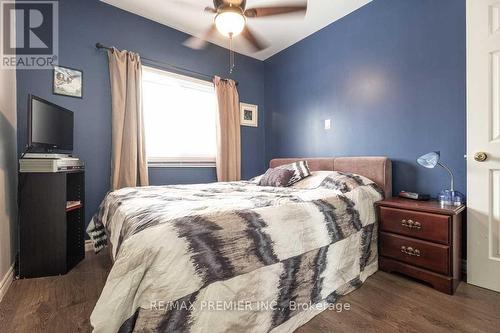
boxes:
[204,6,217,13]
[184,25,217,50]
[244,5,307,18]
[241,26,268,51]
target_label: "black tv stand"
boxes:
[18,170,85,278]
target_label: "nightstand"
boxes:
[376,197,465,294]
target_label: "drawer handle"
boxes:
[401,219,422,230]
[401,245,421,257]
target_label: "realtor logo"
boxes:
[1,0,58,69]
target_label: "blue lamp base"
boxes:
[438,190,465,206]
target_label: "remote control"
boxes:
[399,191,430,201]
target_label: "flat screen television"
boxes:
[28,95,74,152]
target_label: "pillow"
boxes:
[276,160,311,186]
[249,174,263,184]
[258,168,295,187]
[290,171,335,189]
[320,171,384,197]
[320,171,366,193]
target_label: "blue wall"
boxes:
[264,0,466,197]
[16,0,266,226]
[17,0,468,227]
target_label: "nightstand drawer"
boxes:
[379,232,450,275]
[379,207,450,244]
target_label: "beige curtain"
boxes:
[107,47,149,190]
[213,76,241,182]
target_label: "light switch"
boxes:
[324,119,331,130]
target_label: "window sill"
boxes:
[148,161,216,168]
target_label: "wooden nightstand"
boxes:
[376,197,465,295]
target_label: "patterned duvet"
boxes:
[87,171,384,332]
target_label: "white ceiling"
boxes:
[100,0,372,60]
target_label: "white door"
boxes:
[467,0,500,292]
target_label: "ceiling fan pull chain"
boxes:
[229,33,235,74]
[231,48,235,74]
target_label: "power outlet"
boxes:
[324,119,331,130]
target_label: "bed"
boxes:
[87,157,392,333]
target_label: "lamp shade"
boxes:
[417,151,440,169]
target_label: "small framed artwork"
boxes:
[53,65,83,98]
[240,103,258,127]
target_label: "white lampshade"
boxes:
[215,11,246,37]
[417,151,440,169]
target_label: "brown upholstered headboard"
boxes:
[269,157,392,198]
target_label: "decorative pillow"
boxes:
[258,168,295,187]
[276,160,311,186]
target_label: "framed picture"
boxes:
[240,103,258,127]
[53,65,83,98]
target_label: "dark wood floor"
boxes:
[1,252,499,333]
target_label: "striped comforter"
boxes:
[87,171,383,332]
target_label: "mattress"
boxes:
[87,171,384,332]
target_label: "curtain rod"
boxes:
[95,43,238,85]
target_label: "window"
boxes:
[142,66,217,167]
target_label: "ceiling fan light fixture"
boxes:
[214,9,246,37]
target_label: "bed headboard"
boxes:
[270,157,392,198]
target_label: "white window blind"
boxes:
[142,66,217,167]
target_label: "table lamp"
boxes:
[416,151,464,205]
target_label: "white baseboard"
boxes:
[0,264,15,303]
[85,240,94,252]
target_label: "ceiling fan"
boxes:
[183,0,308,52]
